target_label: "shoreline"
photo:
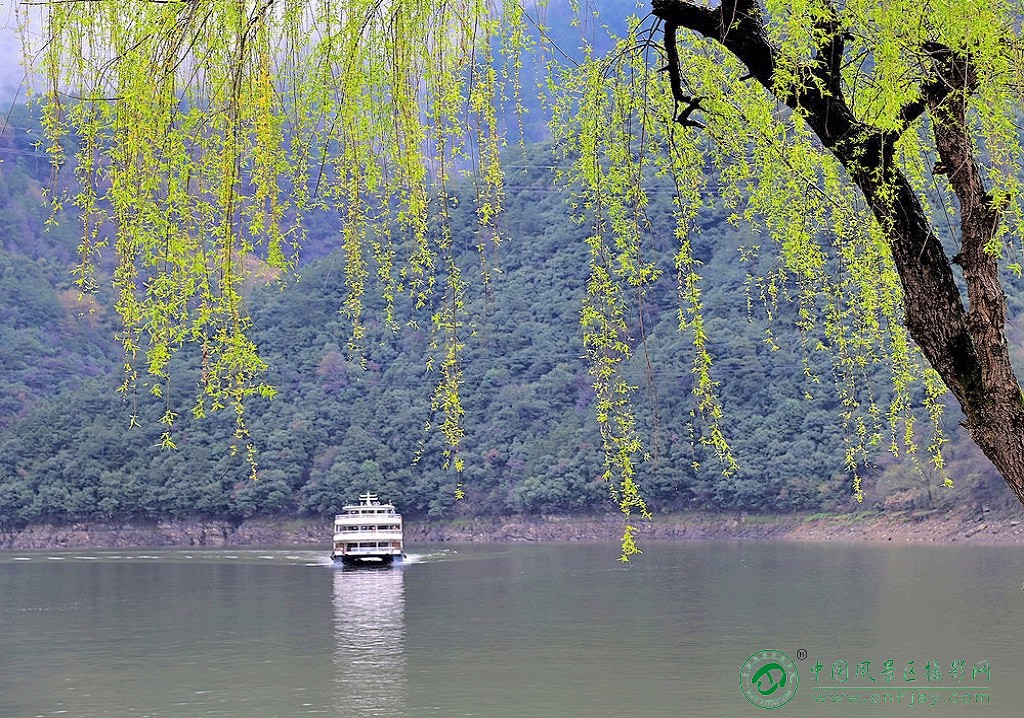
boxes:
[3,506,1024,550]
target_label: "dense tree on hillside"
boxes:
[21,1,1024,554]
[0,146,1014,531]
[0,152,858,525]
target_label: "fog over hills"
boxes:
[0,0,25,96]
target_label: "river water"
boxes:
[1,541,1023,717]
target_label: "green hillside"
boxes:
[0,124,1011,528]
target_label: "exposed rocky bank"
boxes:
[3,506,1024,550]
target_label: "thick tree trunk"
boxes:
[652,0,1024,508]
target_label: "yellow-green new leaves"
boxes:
[554,0,1024,513]
[31,0,514,481]
[33,0,1024,524]
[555,44,658,560]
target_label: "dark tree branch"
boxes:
[925,45,1003,359]
[652,0,720,39]
[897,97,929,128]
[809,2,847,96]
[660,12,707,127]
[721,0,763,38]
[917,45,1024,501]
[675,95,706,128]
[897,42,977,133]
[661,21,686,103]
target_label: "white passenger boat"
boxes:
[331,493,405,565]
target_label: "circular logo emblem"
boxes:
[740,649,799,709]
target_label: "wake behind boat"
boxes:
[331,493,405,565]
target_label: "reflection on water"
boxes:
[333,566,407,717]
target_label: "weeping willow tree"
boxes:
[644,0,1024,511]
[18,0,1024,556]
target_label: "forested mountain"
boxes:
[0,104,1013,528]
[0,105,123,430]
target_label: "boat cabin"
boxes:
[331,492,404,565]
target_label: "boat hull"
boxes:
[332,552,405,566]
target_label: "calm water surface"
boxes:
[2,541,1023,717]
